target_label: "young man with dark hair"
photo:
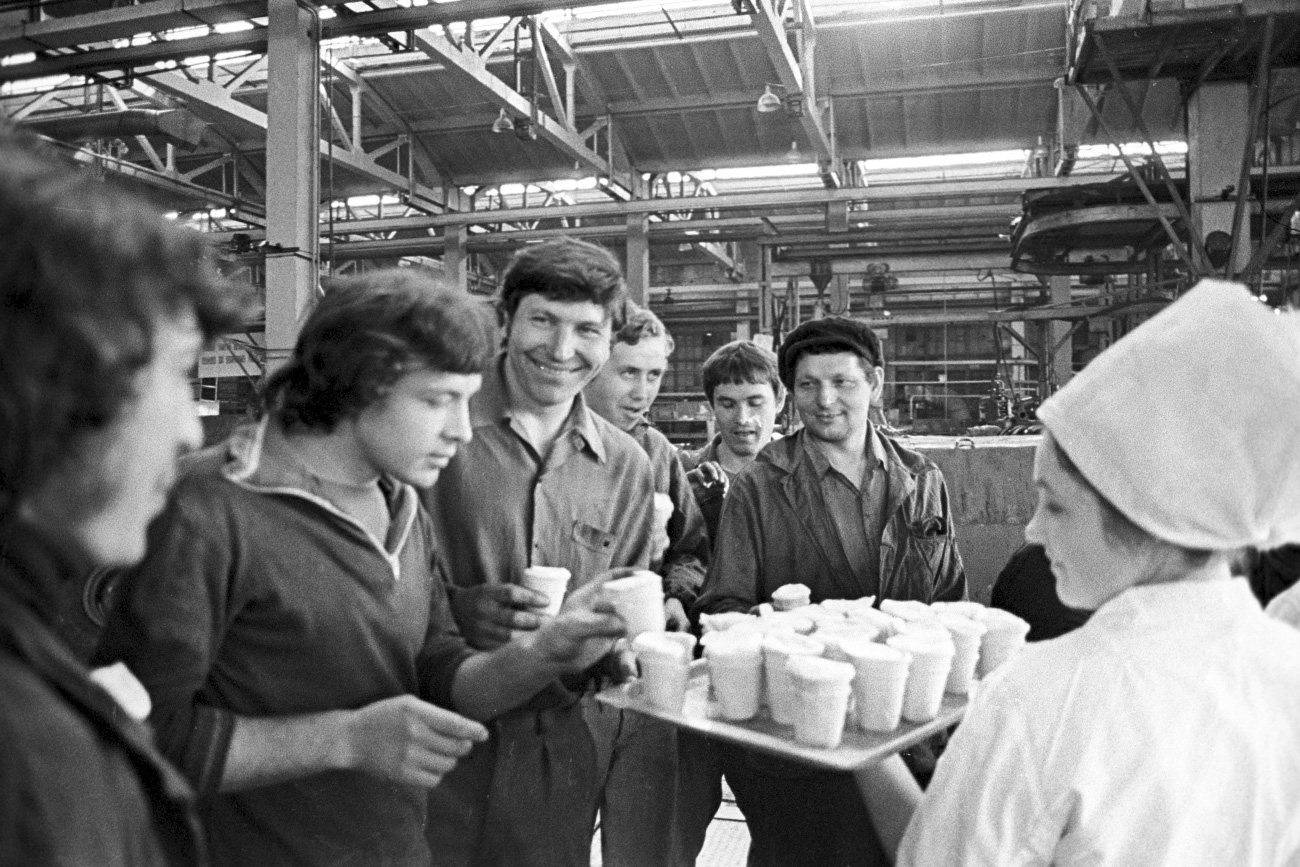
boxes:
[0,134,245,866]
[670,338,788,866]
[695,317,967,867]
[681,339,787,542]
[423,237,659,867]
[97,270,628,867]
[583,303,709,867]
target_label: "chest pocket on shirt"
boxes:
[572,521,617,571]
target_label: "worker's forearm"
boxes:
[221,710,352,792]
[853,755,923,861]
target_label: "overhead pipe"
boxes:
[21,109,207,148]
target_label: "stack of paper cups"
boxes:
[602,570,665,638]
[935,613,986,695]
[513,566,571,640]
[761,633,826,725]
[786,656,856,748]
[632,632,695,712]
[704,633,764,720]
[974,609,1031,678]
[886,633,955,723]
[839,637,912,733]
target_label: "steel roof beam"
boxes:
[322,53,462,209]
[411,26,610,177]
[749,0,837,187]
[0,0,634,84]
[144,70,453,212]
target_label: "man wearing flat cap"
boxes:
[695,316,967,867]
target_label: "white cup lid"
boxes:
[700,612,756,633]
[633,631,690,662]
[604,571,662,594]
[936,612,987,637]
[887,633,956,658]
[839,639,909,664]
[761,633,825,657]
[786,654,856,684]
[524,566,571,581]
[880,599,938,622]
[771,583,811,604]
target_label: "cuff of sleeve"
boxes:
[179,704,237,798]
[423,646,476,709]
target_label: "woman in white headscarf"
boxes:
[856,279,1300,866]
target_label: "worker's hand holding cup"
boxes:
[601,569,667,638]
[524,571,630,673]
[511,566,571,640]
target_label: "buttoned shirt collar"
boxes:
[473,353,607,463]
[800,423,887,479]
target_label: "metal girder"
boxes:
[144,70,452,212]
[322,53,462,209]
[411,27,609,178]
[0,0,635,84]
[66,144,265,222]
[748,0,837,186]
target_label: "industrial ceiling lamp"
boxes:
[491,108,513,134]
[756,84,784,113]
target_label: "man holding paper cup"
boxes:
[423,238,667,867]
[695,317,968,867]
[583,302,710,632]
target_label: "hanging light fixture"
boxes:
[756,84,784,113]
[491,108,513,134]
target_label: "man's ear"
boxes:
[869,366,885,402]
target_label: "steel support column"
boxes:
[1188,82,1252,276]
[1049,275,1073,388]
[626,214,650,307]
[443,226,469,291]
[263,0,319,371]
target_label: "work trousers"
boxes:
[584,696,680,867]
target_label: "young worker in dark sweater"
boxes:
[96,272,630,867]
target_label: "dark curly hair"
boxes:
[0,131,247,525]
[497,237,628,331]
[263,269,494,431]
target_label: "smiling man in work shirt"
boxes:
[695,316,967,867]
[423,238,657,867]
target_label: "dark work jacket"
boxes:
[695,428,967,615]
[0,526,204,867]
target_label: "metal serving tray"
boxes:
[596,659,968,772]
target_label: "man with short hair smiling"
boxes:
[695,317,967,867]
[423,238,658,867]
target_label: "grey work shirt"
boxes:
[424,355,656,613]
[800,427,890,600]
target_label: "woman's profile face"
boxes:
[1025,433,1147,611]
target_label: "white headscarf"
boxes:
[1037,279,1300,552]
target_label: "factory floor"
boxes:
[591,779,751,867]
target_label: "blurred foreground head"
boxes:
[0,131,246,565]
[1027,279,1300,608]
